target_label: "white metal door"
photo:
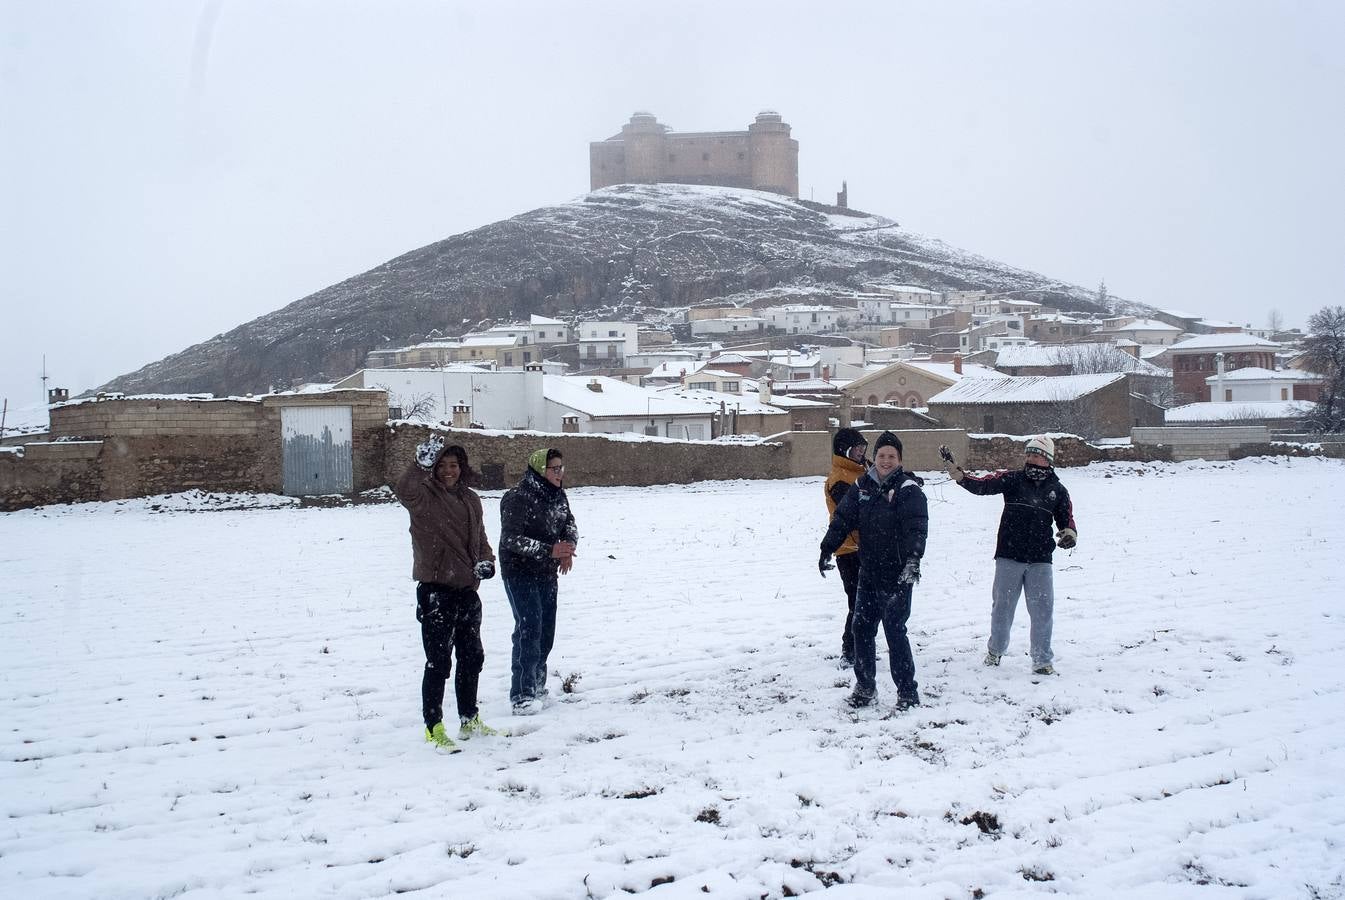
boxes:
[281,406,353,495]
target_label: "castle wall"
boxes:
[590,112,799,197]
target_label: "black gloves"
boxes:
[939,444,963,482]
[473,560,496,580]
[1056,528,1077,550]
[819,552,835,578]
[899,558,921,584]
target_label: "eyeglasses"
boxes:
[545,464,565,473]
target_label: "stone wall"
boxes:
[0,391,389,511]
[384,425,794,489]
[0,442,104,510]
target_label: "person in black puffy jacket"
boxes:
[945,435,1076,676]
[820,431,928,710]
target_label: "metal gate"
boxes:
[281,406,353,496]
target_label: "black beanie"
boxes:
[875,431,903,456]
[832,427,866,457]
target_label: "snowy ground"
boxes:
[2,459,1344,899]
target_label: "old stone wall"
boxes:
[0,442,104,510]
[0,391,389,510]
[383,426,794,489]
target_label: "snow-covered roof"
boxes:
[544,376,709,418]
[460,333,523,347]
[645,359,708,379]
[1165,401,1315,423]
[530,314,565,326]
[690,369,748,380]
[654,386,793,415]
[760,305,843,314]
[771,378,850,391]
[928,373,1125,405]
[993,343,1166,375]
[1169,333,1280,352]
[1097,318,1184,333]
[869,284,939,294]
[705,353,754,365]
[902,360,1002,381]
[1203,367,1323,383]
[766,352,821,369]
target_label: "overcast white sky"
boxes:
[2,0,1342,408]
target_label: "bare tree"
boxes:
[1301,305,1345,433]
[1266,308,1286,334]
[378,388,438,422]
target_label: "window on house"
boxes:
[586,345,597,359]
[606,344,618,358]
[523,352,532,363]
[689,381,713,390]
[503,353,513,366]
[608,330,618,337]
[1281,387,1289,400]
[1225,389,1233,402]
[723,381,739,393]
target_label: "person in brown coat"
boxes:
[395,434,498,752]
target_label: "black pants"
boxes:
[851,579,917,701]
[417,582,484,728]
[837,552,861,660]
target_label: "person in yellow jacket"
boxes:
[823,428,868,666]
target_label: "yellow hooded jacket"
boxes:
[824,454,865,556]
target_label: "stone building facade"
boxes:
[590,111,799,197]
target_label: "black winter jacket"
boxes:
[499,468,578,577]
[958,468,1075,564]
[821,467,928,589]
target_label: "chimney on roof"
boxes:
[561,415,579,433]
[587,379,603,392]
[822,365,831,382]
[1214,352,1225,402]
[761,376,773,404]
[452,402,471,428]
[953,354,963,375]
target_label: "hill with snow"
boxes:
[96,184,1149,397]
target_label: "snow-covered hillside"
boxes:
[3,459,1342,897]
[96,184,1133,398]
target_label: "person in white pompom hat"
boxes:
[942,434,1077,676]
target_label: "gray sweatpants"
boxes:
[988,558,1055,667]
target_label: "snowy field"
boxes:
[2,458,1344,899]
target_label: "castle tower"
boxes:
[747,111,799,197]
[619,111,666,184]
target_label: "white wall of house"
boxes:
[577,321,638,363]
[541,402,713,439]
[530,316,570,345]
[358,368,546,429]
[690,317,767,336]
[760,306,843,333]
[857,300,952,325]
[1206,376,1306,402]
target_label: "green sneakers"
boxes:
[458,714,499,739]
[424,722,461,753]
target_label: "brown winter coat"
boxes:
[394,460,495,589]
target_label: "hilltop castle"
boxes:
[590,111,799,198]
